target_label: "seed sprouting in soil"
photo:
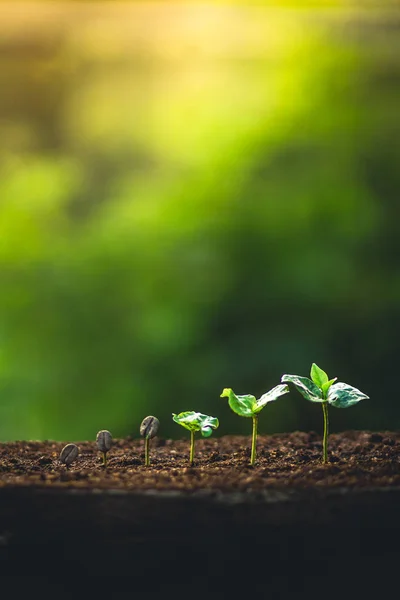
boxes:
[172,411,219,466]
[221,385,289,465]
[59,443,79,468]
[140,416,160,466]
[96,430,113,467]
[282,363,369,464]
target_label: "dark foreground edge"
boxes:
[1,484,400,590]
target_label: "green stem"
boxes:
[145,437,150,467]
[103,452,107,467]
[322,402,329,464]
[250,415,258,466]
[190,430,195,466]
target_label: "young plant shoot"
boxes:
[96,430,113,467]
[282,363,369,464]
[172,411,219,466]
[221,385,289,466]
[140,416,160,466]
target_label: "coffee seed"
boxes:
[96,430,113,453]
[59,443,79,466]
[140,416,160,439]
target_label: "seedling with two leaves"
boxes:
[220,384,290,465]
[172,411,219,466]
[282,363,369,463]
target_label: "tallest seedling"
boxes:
[282,363,369,463]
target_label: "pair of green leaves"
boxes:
[281,363,369,407]
[220,384,290,418]
[221,363,369,415]
[172,411,219,437]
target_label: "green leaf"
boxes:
[172,411,219,434]
[281,374,323,402]
[200,415,219,437]
[201,426,213,438]
[310,363,329,388]
[254,384,290,414]
[220,388,257,417]
[327,382,369,408]
[321,378,337,395]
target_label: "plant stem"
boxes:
[103,452,107,467]
[190,430,195,466]
[251,415,258,466]
[145,437,150,467]
[322,402,329,464]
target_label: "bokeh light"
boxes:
[0,1,399,440]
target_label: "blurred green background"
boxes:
[0,1,399,441]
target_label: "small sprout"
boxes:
[221,384,289,466]
[172,411,219,466]
[96,430,113,467]
[59,443,79,468]
[282,363,369,463]
[140,416,160,466]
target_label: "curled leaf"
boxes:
[220,388,257,417]
[172,411,219,435]
[281,374,323,402]
[254,384,290,414]
[201,426,213,438]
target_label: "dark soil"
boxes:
[1,431,400,591]
[1,430,399,491]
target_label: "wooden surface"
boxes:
[0,485,400,587]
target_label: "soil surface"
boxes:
[1,430,399,491]
[1,430,400,589]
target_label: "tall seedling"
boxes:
[282,363,369,463]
